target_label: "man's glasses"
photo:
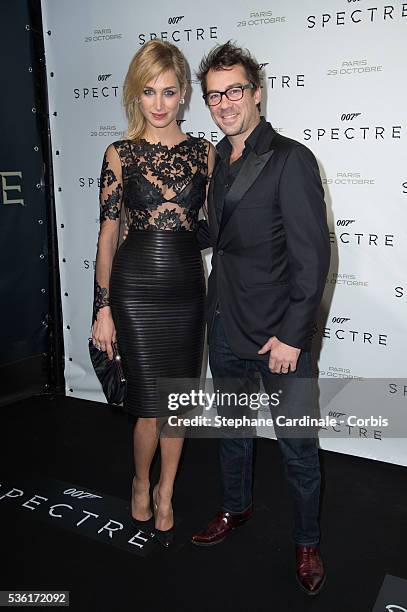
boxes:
[203,83,255,107]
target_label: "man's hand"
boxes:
[258,336,300,374]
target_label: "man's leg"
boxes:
[259,352,325,594]
[211,313,255,513]
[259,351,320,545]
[191,312,254,545]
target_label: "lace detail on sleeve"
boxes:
[92,280,110,322]
[99,153,123,222]
[92,143,123,322]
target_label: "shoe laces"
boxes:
[298,547,320,574]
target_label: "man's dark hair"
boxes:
[196,41,261,95]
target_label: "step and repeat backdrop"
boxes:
[41,0,407,465]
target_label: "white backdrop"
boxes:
[41,0,407,465]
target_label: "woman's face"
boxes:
[138,69,184,131]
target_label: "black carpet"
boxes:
[1,395,406,612]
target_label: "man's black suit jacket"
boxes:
[198,119,330,359]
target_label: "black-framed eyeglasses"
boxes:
[203,83,255,106]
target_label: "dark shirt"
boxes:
[214,116,267,224]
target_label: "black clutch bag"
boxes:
[88,339,127,405]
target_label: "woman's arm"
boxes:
[91,144,123,359]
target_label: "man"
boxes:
[193,42,330,596]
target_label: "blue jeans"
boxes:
[209,312,321,546]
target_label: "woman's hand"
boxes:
[91,307,116,360]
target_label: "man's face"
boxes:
[205,64,261,138]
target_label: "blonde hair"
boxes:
[123,40,187,141]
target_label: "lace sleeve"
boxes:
[92,143,123,322]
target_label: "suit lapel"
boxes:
[208,157,221,239]
[219,148,274,235]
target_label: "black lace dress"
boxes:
[93,136,209,417]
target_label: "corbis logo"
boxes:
[325,271,369,288]
[330,219,395,248]
[318,405,385,440]
[307,5,407,28]
[74,74,119,101]
[237,9,286,27]
[327,59,383,77]
[322,317,388,347]
[138,16,218,45]
[84,27,123,43]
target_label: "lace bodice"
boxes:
[101,137,209,231]
[93,136,211,319]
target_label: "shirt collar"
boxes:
[216,116,267,162]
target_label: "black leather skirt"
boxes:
[110,229,205,417]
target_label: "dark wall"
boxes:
[0,0,63,404]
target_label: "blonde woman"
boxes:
[91,40,215,546]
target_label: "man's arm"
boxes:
[277,143,330,349]
[196,219,212,250]
[259,144,330,372]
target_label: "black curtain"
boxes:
[0,0,64,405]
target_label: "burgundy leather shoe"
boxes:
[191,507,254,546]
[296,545,326,595]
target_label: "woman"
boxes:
[91,40,215,546]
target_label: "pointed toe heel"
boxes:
[152,485,175,548]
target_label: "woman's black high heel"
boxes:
[152,485,174,548]
[131,477,154,535]
[131,515,154,532]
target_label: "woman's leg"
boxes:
[154,425,185,531]
[132,417,159,520]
